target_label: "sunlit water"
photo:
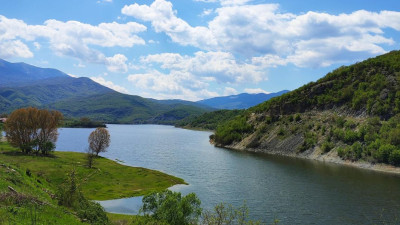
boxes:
[56,124,400,224]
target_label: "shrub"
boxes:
[215,116,253,145]
[277,127,285,136]
[141,190,202,225]
[57,170,109,224]
[389,150,400,166]
[349,142,363,161]
[295,114,301,122]
[388,128,400,146]
[202,202,262,225]
[344,129,359,144]
[333,128,345,141]
[299,132,316,152]
[366,139,381,158]
[373,144,396,163]
[321,141,334,153]
[337,142,363,161]
[337,147,347,158]
[336,116,346,128]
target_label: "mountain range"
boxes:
[0,59,213,124]
[197,91,289,110]
[0,59,288,124]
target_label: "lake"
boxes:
[56,124,400,224]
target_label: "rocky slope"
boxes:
[212,51,400,171]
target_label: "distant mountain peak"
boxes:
[0,58,68,87]
[198,90,289,110]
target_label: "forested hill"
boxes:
[213,50,400,167]
[251,50,400,118]
[0,59,212,124]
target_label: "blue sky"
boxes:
[1,0,400,100]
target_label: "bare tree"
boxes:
[88,127,110,156]
[5,107,63,154]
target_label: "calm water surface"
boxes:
[56,124,400,224]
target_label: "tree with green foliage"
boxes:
[202,202,263,225]
[141,190,202,225]
[57,169,109,225]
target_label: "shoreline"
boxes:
[219,144,400,176]
[0,142,186,201]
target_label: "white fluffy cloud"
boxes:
[128,50,268,100]
[122,0,217,49]
[194,0,251,6]
[223,87,238,95]
[0,40,33,58]
[123,1,400,68]
[127,70,218,100]
[0,15,145,72]
[106,54,128,73]
[141,51,266,83]
[90,76,129,94]
[244,88,271,94]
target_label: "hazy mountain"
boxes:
[0,59,68,87]
[197,91,289,109]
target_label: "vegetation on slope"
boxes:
[0,160,87,224]
[0,59,213,125]
[212,50,400,166]
[63,117,106,128]
[0,77,113,112]
[177,109,243,130]
[0,141,186,224]
[251,50,400,118]
[49,92,211,124]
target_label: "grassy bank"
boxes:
[0,142,185,200]
[0,142,185,224]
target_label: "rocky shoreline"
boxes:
[219,141,400,175]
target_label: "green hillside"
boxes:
[177,109,243,130]
[0,59,212,124]
[0,77,113,112]
[49,92,210,124]
[0,142,184,224]
[212,50,400,166]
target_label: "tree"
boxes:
[35,109,63,154]
[202,202,263,225]
[86,147,95,168]
[88,127,110,156]
[0,122,3,141]
[141,190,202,225]
[4,107,63,154]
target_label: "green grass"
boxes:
[0,142,185,201]
[0,142,186,224]
[107,213,169,225]
[0,161,86,224]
